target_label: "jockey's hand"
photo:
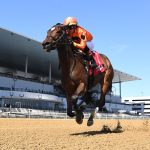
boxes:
[73,42,77,47]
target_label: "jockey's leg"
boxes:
[84,46,97,68]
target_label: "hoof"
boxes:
[87,117,94,126]
[76,111,84,124]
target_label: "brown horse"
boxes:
[42,23,114,126]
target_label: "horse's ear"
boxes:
[54,23,68,31]
[56,23,62,26]
[55,23,67,30]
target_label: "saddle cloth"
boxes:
[89,51,105,76]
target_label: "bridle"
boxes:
[49,26,70,48]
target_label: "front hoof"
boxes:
[76,111,84,124]
[87,117,94,126]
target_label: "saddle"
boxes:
[73,48,106,89]
[73,48,105,76]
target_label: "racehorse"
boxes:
[42,23,114,126]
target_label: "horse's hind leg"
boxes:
[98,70,113,110]
[87,107,99,126]
[87,73,112,126]
[87,83,107,126]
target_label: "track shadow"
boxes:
[71,130,124,136]
[71,125,124,136]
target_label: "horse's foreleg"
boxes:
[72,82,87,109]
[72,82,86,124]
[66,95,75,117]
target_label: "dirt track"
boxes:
[0,118,150,150]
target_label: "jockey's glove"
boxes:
[73,42,77,47]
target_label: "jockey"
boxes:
[64,17,96,68]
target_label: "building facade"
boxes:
[122,97,150,115]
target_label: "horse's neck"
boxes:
[57,45,74,79]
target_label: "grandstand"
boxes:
[0,27,143,116]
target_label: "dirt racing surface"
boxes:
[0,118,150,150]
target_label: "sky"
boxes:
[0,0,150,97]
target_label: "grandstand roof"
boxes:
[0,27,61,79]
[113,69,141,83]
[0,27,141,83]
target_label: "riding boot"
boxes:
[84,46,97,68]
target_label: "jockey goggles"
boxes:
[68,25,77,30]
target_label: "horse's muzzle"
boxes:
[42,43,55,52]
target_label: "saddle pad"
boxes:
[89,51,105,76]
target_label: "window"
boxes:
[124,100,129,102]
